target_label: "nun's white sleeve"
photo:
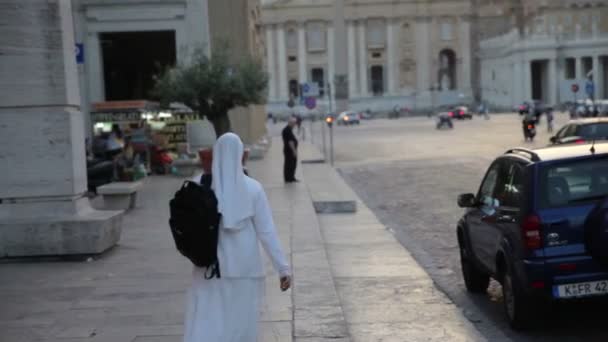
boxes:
[253,186,291,277]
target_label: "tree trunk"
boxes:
[210,113,232,138]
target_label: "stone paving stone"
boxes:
[258,321,293,342]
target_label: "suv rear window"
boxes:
[539,157,608,208]
[579,123,608,140]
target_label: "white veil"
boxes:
[211,133,254,230]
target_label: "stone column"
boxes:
[459,17,472,92]
[512,61,521,106]
[86,32,105,103]
[415,18,432,96]
[265,25,277,101]
[347,21,358,98]
[523,59,532,100]
[548,58,558,105]
[328,25,336,104]
[298,22,308,84]
[358,20,368,97]
[576,57,584,81]
[277,25,289,101]
[332,0,349,112]
[386,19,397,95]
[0,0,122,257]
[594,55,604,99]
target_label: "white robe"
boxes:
[183,176,290,342]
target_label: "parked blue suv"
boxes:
[457,143,608,329]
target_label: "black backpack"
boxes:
[169,180,222,278]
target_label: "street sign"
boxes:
[75,43,84,64]
[302,82,320,97]
[571,84,580,93]
[304,97,316,110]
[586,81,595,96]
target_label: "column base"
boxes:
[0,198,123,258]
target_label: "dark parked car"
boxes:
[449,106,473,120]
[550,118,608,145]
[457,144,608,329]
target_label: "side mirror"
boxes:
[458,193,477,208]
[550,136,557,144]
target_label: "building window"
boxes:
[286,28,297,50]
[565,58,576,79]
[438,49,457,90]
[288,56,297,62]
[289,79,299,98]
[441,23,452,41]
[307,22,326,52]
[371,65,384,96]
[311,68,325,97]
[367,19,386,48]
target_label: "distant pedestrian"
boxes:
[282,117,299,183]
[546,108,554,133]
[183,133,291,342]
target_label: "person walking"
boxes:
[282,117,299,183]
[183,133,292,342]
[546,108,554,133]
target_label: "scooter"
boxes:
[523,119,537,142]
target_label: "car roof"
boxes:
[567,118,608,125]
[504,143,608,162]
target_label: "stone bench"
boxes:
[97,181,143,211]
[172,158,201,177]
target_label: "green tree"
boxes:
[154,46,268,137]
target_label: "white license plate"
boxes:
[553,280,608,298]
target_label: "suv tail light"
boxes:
[522,214,542,250]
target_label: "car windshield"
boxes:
[539,157,608,208]
[578,123,608,140]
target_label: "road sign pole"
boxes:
[327,83,334,165]
[321,114,327,159]
[329,123,334,166]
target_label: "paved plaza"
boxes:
[0,136,484,342]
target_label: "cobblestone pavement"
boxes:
[302,113,608,342]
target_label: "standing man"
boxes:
[282,117,299,183]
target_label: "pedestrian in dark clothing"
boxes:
[282,117,299,183]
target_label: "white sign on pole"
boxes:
[302,82,320,97]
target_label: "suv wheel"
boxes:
[502,261,538,330]
[459,238,490,293]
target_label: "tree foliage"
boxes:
[154,45,268,136]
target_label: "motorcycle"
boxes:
[523,119,537,142]
[436,112,454,130]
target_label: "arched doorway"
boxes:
[371,65,384,96]
[438,49,456,91]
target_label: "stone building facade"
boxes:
[72,0,267,144]
[478,0,608,109]
[261,0,475,114]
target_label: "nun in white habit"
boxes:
[183,133,291,342]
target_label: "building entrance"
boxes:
[101,31,176,101]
